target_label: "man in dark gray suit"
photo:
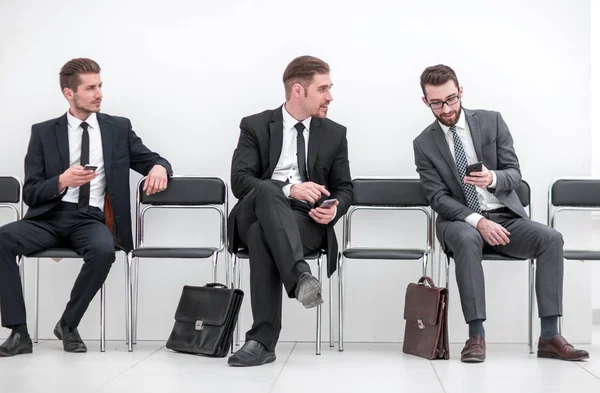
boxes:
[413,64,588,362]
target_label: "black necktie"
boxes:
[78,122,90,212]
[294,122,309,182]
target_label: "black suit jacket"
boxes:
[228,105,353,276]
[23,112,173,251]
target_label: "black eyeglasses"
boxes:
[428,94,460,110]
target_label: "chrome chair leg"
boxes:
[338,254,344,352]
[528,259,535,354]
[34,257,40,343]
[212,252,219,283]
[316,255,322,355]
[329,274,334,348]
[126,252,134,352]
[233,255,242,348]
[124,252,130,346]
[100,283,106,352]
[132,256,140,345]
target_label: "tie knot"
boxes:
[294,122,305,134]
[449,125,457,134]
[81,122,89,132]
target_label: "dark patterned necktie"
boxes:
[450,126,481,213]
[294,122,309,182]
[78,122,90,212]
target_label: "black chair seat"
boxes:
[343,248,425,260]
[235,248,322,260]
[26,248,81,258]
[132,247,217,259]
[564,250,600,261]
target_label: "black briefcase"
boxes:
[166,283,244,357]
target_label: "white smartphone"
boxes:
[319,198,338,208]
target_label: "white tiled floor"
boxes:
[2,331,600,393]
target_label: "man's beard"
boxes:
[74,95,100,114]
[434,103,462,127]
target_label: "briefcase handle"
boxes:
[417,276,436,288]
[205,283,229,289]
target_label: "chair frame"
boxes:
[128,175,229,351]
[338,176,435,351]
[0,176,24,289]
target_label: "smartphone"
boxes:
[83,165,98,172]
[319,198,338,208]
[466,162,482,176]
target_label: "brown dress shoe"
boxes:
[537,335,589,361]
[461,335,486,363]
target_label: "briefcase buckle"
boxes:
[195,320,204,331]
[417,319,425,330]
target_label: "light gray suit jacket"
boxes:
[413,108,527,233]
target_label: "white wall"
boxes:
[0,0,592,344]
[591,0,600,318]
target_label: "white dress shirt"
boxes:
[62,112,107,210]
[438,110,504,227]
[271,105,336,222]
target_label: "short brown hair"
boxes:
[59,58,101,92]
[282,56,330,100]
[420,64,459,98]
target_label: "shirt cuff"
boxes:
[282,184,293,198]
[465,213,484,228]
[328,206,338,223]
[489,171,497,189]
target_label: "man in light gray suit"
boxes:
[413,64,588,363]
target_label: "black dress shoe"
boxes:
[54,321,87,353]
[0,331,33,357]
[228,340,276,367]
[295,272,323,309]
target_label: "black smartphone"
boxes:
[83,165,98,172]
[466,162,482,176]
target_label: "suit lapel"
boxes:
[268,106,284,177]
[97,113,113,177]
[431,121,462,185]
[464,109,483,161]
[54,114,70,172]
[307,117,322,179]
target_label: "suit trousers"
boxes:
[438,210,563,323]
[235,182,326,351]
[0,202,115,328]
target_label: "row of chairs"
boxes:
[1,176,599,355]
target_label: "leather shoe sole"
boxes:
[538,350,589,361]
[228,352,276,367]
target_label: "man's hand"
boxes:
[464,164,493,189]
[143,165,168,195]
[58,166,96,191]
[309,200,339,224]
[476,218,510,246]
[290,182,330,205]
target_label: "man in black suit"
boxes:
[413,64,588,362]
[227,56,352,367]
[0,58,172,356]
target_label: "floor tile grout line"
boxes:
[93,344,166,392]
[429,361,448,393]
[574,361,600,381]
[269,342,298,393]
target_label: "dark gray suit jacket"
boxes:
[413,108,527,230]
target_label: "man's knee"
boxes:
[538,227,564,250]
[446,225,484,251]
[254,181,285,201]
[88,240,116,266]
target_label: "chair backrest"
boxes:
[135,176,228,250]
[343,177,433,251]
[515,179,531,208]
[351,178,428,206]
[548,178,600,228]
[0,176,23,220]
[550,178,600,208]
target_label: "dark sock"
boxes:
[9,324,28,336]
[468,319,485,339]
[540,316,559,340]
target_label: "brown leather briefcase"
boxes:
[402,276,449,360]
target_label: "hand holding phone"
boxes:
[466,162,482,176]
[319,198,338,208]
